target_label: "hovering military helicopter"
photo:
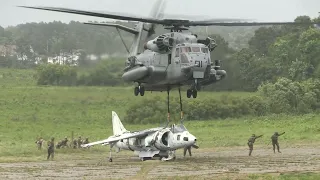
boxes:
[19,1,319,123]
[19,1,319,100]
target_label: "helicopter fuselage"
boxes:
[122,36,226,97]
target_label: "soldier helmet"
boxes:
[252,134,256,137]
[51,137,55,141]
[86,137,88,140]
[274,132,279,135]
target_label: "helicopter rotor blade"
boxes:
[18,6,163,24]
[144,0,167,42]
[187,21,320,27]
[18,6,319,27]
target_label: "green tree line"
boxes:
[207,15,320,91]
[34,58,126,86]
[0,20,256,60]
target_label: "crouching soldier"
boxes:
[35,137,44,150]
[77,136,82,148]
[61,137,69,148]
[56,141,62,149]
[72,139,77,149]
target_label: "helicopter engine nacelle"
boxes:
[197,37,217,51]
[145,34,174,53]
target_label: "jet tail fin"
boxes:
[112,111,128,136]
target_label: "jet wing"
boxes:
[81,127,164,148]
[82,139,110,147]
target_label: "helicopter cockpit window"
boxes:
[180,53,189,63]
[175,48,179,57]
[201,48,209,53]
[180,47,191,53]
[191,47,201,52]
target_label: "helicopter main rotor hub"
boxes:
[164,25,189,32]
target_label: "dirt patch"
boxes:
[0,146,320,180]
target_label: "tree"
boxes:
[206,34,243,91]
[258,78,320,114]
[0,26,4,37]
[36,64,77,86]
[248,26,282,56]
[15,37,32,60]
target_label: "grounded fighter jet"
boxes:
[81,111,198,161]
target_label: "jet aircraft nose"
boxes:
[189,134,197,144]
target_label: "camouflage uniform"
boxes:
[35,137,44,150]
[271,132,285,153]
[47,138,55,160]
[56,141,62,149]
[72,139,77,149]
[61,137,68,148]
[247,134,263,156]
[77,136,82,148]
[82,138,89,148]
[83,138,89,144]
[183,146,192,157]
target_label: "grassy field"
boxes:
[0,68,319,160]
[1,68,320,179]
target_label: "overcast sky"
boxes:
[1,0,319,27]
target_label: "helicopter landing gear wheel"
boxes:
[134,87,139,96]
[134,85,145,96]
[187,89,192,98]
[140,86,145,96]
[187,89,197,98]
[192,90,198,98]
